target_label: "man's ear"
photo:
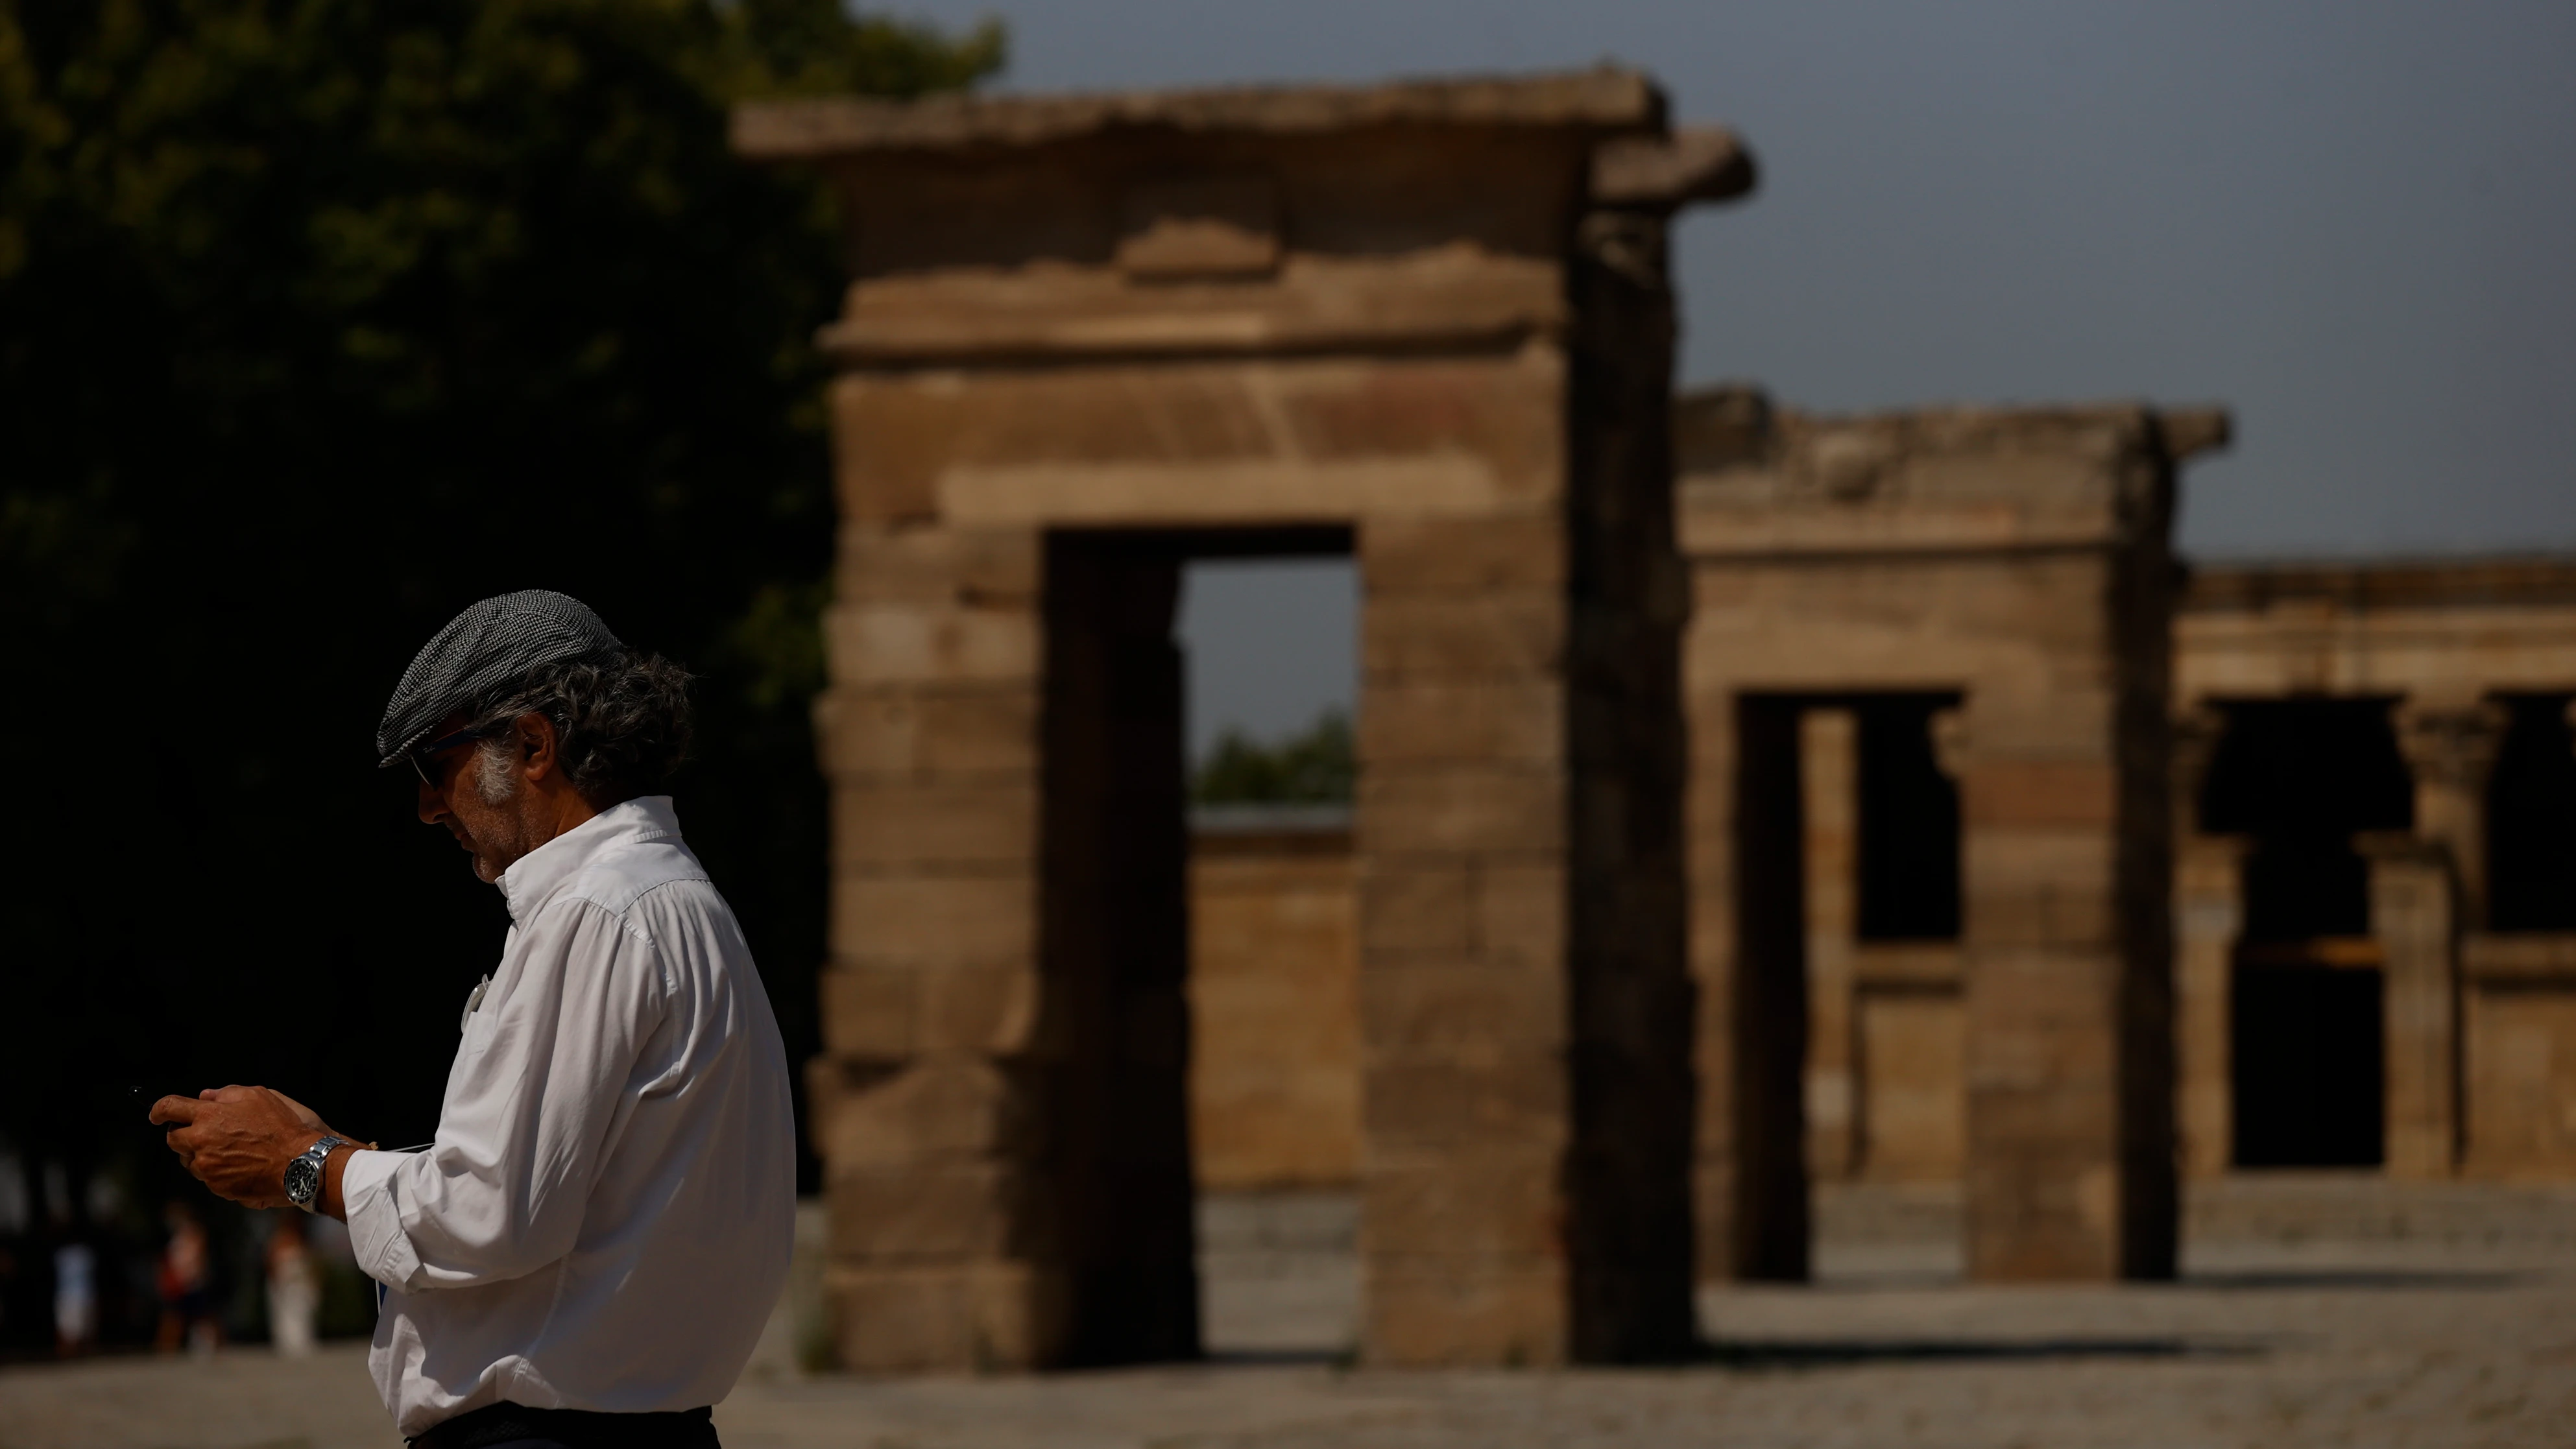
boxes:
[516,713,560,782]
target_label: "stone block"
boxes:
[1964,831,2118,949]
[1362,1259,1565,1367]
[1962,760,2118,829]
[1967,1076,2119,1147]
[834,780,1039,869]
[920,961,1043,1057]
[1473,859,1567,964]
[825,602,1038,685]
[1955,689,2119,757]
[815,686,1041,779]
[1190,845,1362,1190]
[1356,862,1473,955]
[1282,355,1562,485]
[1360,1151,1563,1257]
[808,1057,1024,1168]
[832,873,1034,967]
[1855,986,1966,1181]
[1359,958,1563,1054]
[1116,174,1279,280]
[1362,514,1566,596]
[1363,1055,1569,1150]
[2465,981,2576,1175]
[941,456,1505,527]
[1363,592,1565,680]
[836,524,1044,605]
[1964,948,2123,1050]
[1964,1153,2121,1281]
[818,966,914,1060]
[825,1261,1066,1372]
[1359,766,1565,854]
[825,1158,1029,1263]
[1964,878,2117,950]
[1360,678,1563,765]
[828,377,971,526]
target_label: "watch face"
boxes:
[284,1155,319,1205]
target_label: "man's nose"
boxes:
[416,777,448,824]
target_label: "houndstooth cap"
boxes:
[376,590,625,767]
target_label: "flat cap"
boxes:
[376,590,624,767]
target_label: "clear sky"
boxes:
[871,0,2576,750]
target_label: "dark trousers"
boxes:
[409,1403,717,1449]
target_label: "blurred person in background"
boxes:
[49,1230,93,1358]
[152,592,795,1449]
[154,1199,217,1355]
[265,1212,317,1358]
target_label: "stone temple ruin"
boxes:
[736,67,2576,1372]
[1672,392,2231,1283]
[738,67,1751,1370]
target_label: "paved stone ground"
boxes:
[6,1177,2572,1449]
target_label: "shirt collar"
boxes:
[494,795,682,924]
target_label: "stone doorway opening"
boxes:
[1174,552,1364,1361]
[2200,698,2413,1168]
[1037,526,1351,1365]
[1732,689,1966,1281]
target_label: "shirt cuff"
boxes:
[339,1149,424,1291]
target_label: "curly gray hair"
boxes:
[464,649,695,807]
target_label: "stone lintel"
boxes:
[818,259,1569,365]
[2461,931,2576,983]
[734,67,1664,160]
[1672,392,2221,562]
[1589,126,1757,213]
[2186,557,2576,616]
[2154,407,2232,461]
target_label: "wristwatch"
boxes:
[283,1135,350,1214]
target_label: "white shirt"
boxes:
[341,796,796,1439]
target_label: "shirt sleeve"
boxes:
[344,899,670,1293]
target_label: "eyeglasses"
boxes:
[408,725,496,791]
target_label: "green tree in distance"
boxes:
[0,0,999,1327]
[1194,708,1356,805]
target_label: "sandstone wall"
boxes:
[1188,817,1362,1192]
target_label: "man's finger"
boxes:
[206,1084,265,1103]
[149,1096,201,1127]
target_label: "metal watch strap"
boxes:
[287,1134,350,1213]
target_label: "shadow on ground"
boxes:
[1697,1335,2267,1368]
[2182,1268,2525,1291]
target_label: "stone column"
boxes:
[810,521,1061,1369]
[1355,518,1579,1365]
[2392,697,2507,928]
[1955,677,2170,1279]
[1561,196,1701,1361]
[1800,708,1860,1180]
[2377,697,2499,1181]
[2170,705,2241,1178]
[2360,833,2460,1178]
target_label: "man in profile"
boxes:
[154,590,796,1449]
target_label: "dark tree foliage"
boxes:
[1192,710,1356,805]
[0,0,999,1342]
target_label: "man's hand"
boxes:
[151,1086,330,1211]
